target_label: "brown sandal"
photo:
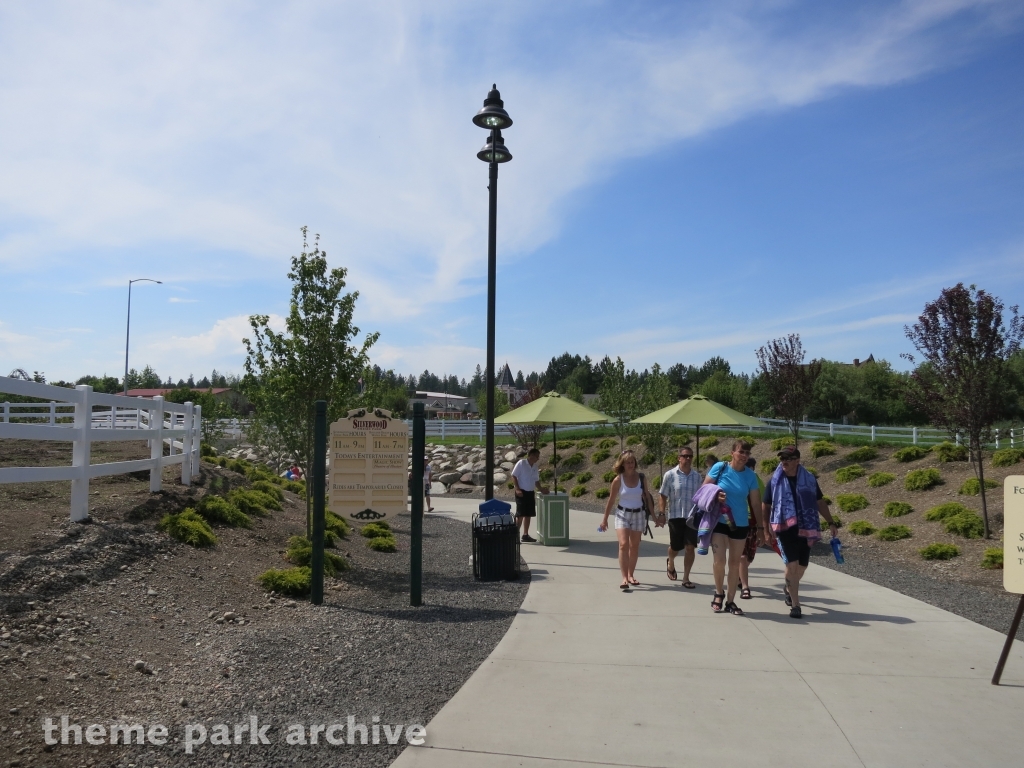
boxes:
[666,558,677,581]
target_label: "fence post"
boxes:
[193,404,202,479]
[955,432,961,446]
[70,385,92,522]
[871,425,876,442]
[1,402,7,423]
[995,429,1000,450]
[49,401,56,425]
[829,423,834,437]
[150,396,164,493]
[441,418,446,441]
[479,419,483,442]
[912,427,917,445]
[181,403,193,486]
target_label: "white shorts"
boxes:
[615,507,646,532]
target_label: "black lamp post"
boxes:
[473,84,513,500]
[123,278,163,395]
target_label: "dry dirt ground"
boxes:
[0,440,526,768]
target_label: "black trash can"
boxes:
[472,507,520,581]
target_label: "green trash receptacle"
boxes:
[537,492,569,546]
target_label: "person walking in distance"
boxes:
[763,445,838,619]
[660,446,702,588]
[423,459,434,513]
[511,448,548,542]
[600,450,658,590]
[701,440,764,615]
[738,456,765,599]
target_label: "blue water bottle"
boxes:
[830,537,844,564]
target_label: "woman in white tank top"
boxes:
[600,450,657,589]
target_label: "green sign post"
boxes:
[310,400,327,606]
[410,402,425,606]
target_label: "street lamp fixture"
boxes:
[124,278,163,395]
[473,84,513,501]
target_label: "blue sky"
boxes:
[2,1,1023,385]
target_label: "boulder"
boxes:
[500,461,514,471]
[460,473,474,484]
[450,483,475,495]
[472,471,488,486]
[494,472,507,484]
[438,472,461,485]
[471,460,486,471]
[504,450,518,462]
[457,463,474,474]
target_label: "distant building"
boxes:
[408,391,477,419]
[126,387,248,413]
[496,363,527,406]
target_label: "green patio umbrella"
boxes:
[630,394,764,467]
[495,392,610,493]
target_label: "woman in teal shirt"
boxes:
[701,440,764,615]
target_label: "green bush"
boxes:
[883,501,913,518]
[259,567,311,596]
[877,524,912,541]
[846,446,878,463]
[325,511,351,540]
[226,458,248,475]
[848,520,876,535]
[283,479,306,497]
[159,508,217,547]
[771,436,795,452]
[197,494,251,528]
[268,475,284,486]
[820,513,842,530]
[733,435,757,447]
[760,457,779,475]
[559,472,576,483]
[507,481,515,490]
[591,449,611,464]
[836,494,868,513]
[959,478,999,495]
[285,536,349,576]
[653,475,662,490]
[663,452,679,467]
[556,440,576,449]
[577,472,593,483]
[925,502,969,521]
[214,456,229,468]
[905,468,942,491]
[836,465,866,483]
[943,512,985,538]
[598,438,618,450]
[228,488,280,517]
[595,488,610,499]
[602,470,617,483]
[932,441,968,462]
[670,433,692,447]
[200,443,217,457]
[868,472,896,488]
[639,452,656,466]
[360,521,392,538]
[626,435,641,446]
[920,543,960,560]
[992,448,1024,467]
[576,439,594,449]
[540,468,554,482]
[892,445,929,462]
[562,452,587,469]
[251,480,285,502]
[981,548,1004,569]
[548,454,561,466]
[570,485,588,497]
[699,436,719,449]
[810,441,836,458]
[367,535,398,552]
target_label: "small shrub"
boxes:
[820,513,842,530]
[577,472,593,483]
[653,475,662,490]
[602,470,617,483]
[591,449,611,464]
[200,443,217,457]
[943,512,985,538]
[159,508,217,547]
[893,445,929,463]
[285,536,349,576]
[771,436,795,452]
[251,480,285,502]
[283,479,306,496]
[905,468,942,491]
[562,452,587,469]
[367,535,398,552]
[846,446,878,463]
[848,520,876,535]
[932,441,968,462]
[570,485,588,497]
[259,567,311,596]
[959,478,999,495]
[548,454,561,466]
[325,511,351,540]
[226,459,247,475]
[925,502,969,521]
[920,543,960,560]
[559,472,576,483]
[556,440,576,450]
[981,548,1003,569]
[883,501,913,518]
[760,457,779,475]
[868,472,896,488]
[507,481,515,490]
[626,435,641,446]
[810,441,836,458]
[576,439,594,449]
[663,452,679,467]
[197,495,251,528]
[228,489,279,517]
[992,448,1024,467]
[733,435,757,447]
[540,468,555,482]
[699,436,719,449]
[877,524,912,541]
[836,465,866,483]
[836,494,868,513]
[670,433,692,447]
[215,456,229,468]
[595,488,610,499]
[598,438,618,450]
[268,475,284,486]
[639,452,656,466]
[361,521,392,538]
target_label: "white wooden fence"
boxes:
[0,378,201,522]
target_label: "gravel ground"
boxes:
[1,462,528,768]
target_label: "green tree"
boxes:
[635,363,677,478]
[595,357,641,453]
[756,334,821,451]
[242,228,378,534]
[359,367,409,417]
[476,387,510,417]
[164,388,225,444]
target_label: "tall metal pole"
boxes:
[310,400,327,606]
[123,281,133,395]
[411,402,425,606]
[485,128,498,501]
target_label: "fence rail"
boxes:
[1,378,201,521]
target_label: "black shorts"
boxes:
[777,525,811,567]
[515,490,536,518]
[713,522,750,541]
[668,518,698,551]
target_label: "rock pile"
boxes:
[414,443,526,494]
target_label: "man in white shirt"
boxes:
[511,448,549,543]
[659,446,702,588]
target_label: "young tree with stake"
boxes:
[755,334,821,451]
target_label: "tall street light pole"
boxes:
[473,85,513,500]
[124,278,163,395]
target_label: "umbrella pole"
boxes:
[695,425,700,469]
[553,422,557,494]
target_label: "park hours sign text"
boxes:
[329,408,409,523]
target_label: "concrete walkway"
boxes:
[393,498,1024,768]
